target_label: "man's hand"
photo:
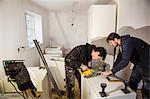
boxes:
[101,70,113,77]
[81,65,88,71]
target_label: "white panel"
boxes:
[2,77,20,93]
[27,67,47,91]
[41,54,66,91]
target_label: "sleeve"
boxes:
[111,40,135,74]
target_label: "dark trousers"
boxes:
[129,64,150,99]
[142,61,150,99]
[129,66,142,91]
[65,65,81,99]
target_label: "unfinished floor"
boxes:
[0,79,80,99]
[0,79,142,99]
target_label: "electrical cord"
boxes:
[9,81,27,99]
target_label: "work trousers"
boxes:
[65,64,81,99]
[129,63,150,99]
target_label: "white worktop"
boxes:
[81,75,136,99]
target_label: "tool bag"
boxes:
[3,60,36,91]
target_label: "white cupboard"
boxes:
[88,5,116,42]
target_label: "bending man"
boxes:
[65,43,107,99]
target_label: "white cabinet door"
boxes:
[49,60,66,91]
[88,5,116,42]
[81,76,97,99]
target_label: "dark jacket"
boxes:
[65,43,96,70]
[112,35,150,74]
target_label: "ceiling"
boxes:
[30,0,113,11]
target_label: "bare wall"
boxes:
[0,0,50,78]
[116,0,150,29]
[48,10,88,49]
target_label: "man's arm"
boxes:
[102,39,135,76]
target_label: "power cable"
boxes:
[9,80,27,99]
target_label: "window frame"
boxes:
[25,10,43,48]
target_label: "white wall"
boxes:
[48,10,88,49]
[48,0,150,50]
[0,0,50,78]
[116,0,150,29]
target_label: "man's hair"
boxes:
[106,32,121,43]
[94,47,107,60]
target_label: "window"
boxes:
[25,10,43,47]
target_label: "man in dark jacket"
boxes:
[65,43,107,99]
[101,32,150,99]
